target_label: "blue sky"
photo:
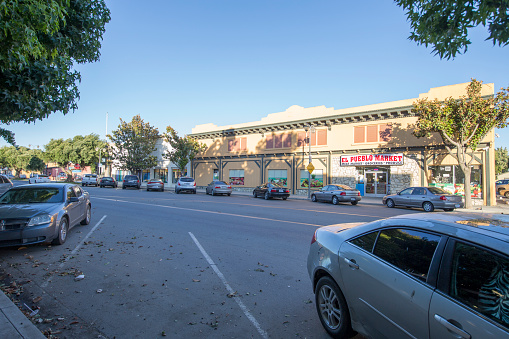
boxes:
[2,0,509,149]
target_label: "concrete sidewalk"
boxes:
[1,191,508,339]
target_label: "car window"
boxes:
[373,228,441,282]
[215,181,227,185]
[412,188,426,195]
[400,188,414,195]
[0,188,62,204]
[67,187,76,200]
[350,231,379,252]
[0,176,5,184]
[73,186,82,197]
[427,187,450,194]
[448,241,509,329]
[179,178,194,182]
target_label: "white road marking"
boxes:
[94,197,323,227]
[189,232,269,339]
[41,215,107,288]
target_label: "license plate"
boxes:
[351,198,355,201]
[279,189,284,192]
[455,204,460,208]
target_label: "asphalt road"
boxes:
[0,185,422,338]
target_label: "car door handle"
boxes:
[343,258,359,269]
[434,314,471,339]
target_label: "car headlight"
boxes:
[27,214,53,227]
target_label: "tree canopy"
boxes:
[108,115,160,176]
[0,146,45,175]
[495,147,509,175]
[0,0,110,144]
[162,126,206,176]
[413,79,509,208]
[395,0,509,59]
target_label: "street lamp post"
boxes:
[306,124,315,199]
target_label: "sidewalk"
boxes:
[1,192,508,339]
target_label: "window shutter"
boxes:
[228,139,235,152]
[297,132,306,147]
[274,134,282,148]
[266,134,273,149]
[310,130,316,146]
[317,130,327,145]
[366,125,378,143]
[354,126,365,143]
[379,123,392,141]
[240,137,247,150]
[283,133,291,148]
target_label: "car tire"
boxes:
[386,199,395,208]
[193,190,196,194]
[315,276,352,339]
[212,190,216,196]
[122,185,126,189]
[81,205,91,225]
[505,191,509,198]
[444,208,454,212]
[52,217,69,245]
[176,189,179,194]
[264,192,270,200]
[82,183,86,187]
[423,201,435,212]
[332,196,339,205]
[253,191,257,198]
[227,193,231,196]
[282,197,287,200]
[311,194,317,202]
[146,188,150,191]
[351,201,358,205]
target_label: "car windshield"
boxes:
[149,179,163,183]
[334,185,352,190]
[214,181,227,185]
[0,188,63,204]
[268,183,285,188]
[180,178,194,182]
[102,177,113,180]
[427,187,450,194]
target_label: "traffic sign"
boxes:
[306,162,315,174]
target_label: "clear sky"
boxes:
[2,0,509,150]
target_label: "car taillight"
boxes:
[271,189,277,193]
[440,196,447,201]
[227,186,231,189]
[178,182,181,186]
[358,192,361,196]
[285,189,289,193]
[215,186,221,189]
[340,192,346,196]
[311,230,317,244]
[194,182,196,186]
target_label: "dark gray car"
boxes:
[383,186,464,212]
[308,213,509,339]
[311,184,361,205]
[0,183,91,247]
[0,175,13,195]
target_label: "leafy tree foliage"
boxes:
[44,134,105,177]
[395,0,509,59]
[0,0,110,144]
[0,146,45,175]
[108,115,160,176]
[495,147,509,175]
[163,126,206,176]
[413,79,509,208]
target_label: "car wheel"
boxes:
[52,217,69,245]
[227,193,231,196]
[193,190,196,194]
[386,198,395,208]
[212,190,216,196]
[444,208,454,212]
[82,183,86,187]
[146,188,150,191]
[505,191,509,198]
[315,276,352,338]
[176,189,179,194]
[264,192,270,200]
[282,197,287,200]
[311,194,317,202]
[253,191,257,198]
[332,196,339,205]
[423,201,435,212]
[122,185,126,189]
[351,201,358,205]
[81,205,91,225]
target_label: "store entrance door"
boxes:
[365,171,388,196]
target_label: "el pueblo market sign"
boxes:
[340,153,404,166]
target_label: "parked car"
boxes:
[99,177,117,188]
[28,174,51,184]
[498,184,509,198]
[497,179,509,195]
[82,174,99,187]
[175,177,196,194]
[382,186,464,212]
[146,179,164,191]
[122,175,140,189]
[57,172,67,181]
[205,181,232,196]
[253,183,290,200]
[311,184,361,205]
[19,174,27,179]
[0,183,91,247]
[308,212,509,339]
[0,175,13,195]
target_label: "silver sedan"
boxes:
[0,183,91,247]
[205,181,232,196]
[311,184,361,205]
[146,179,165,192]
[383,186,464,212]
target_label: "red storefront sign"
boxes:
[340,153,404,166]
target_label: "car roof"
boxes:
[15,183,75,189]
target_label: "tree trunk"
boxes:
[458,163,472,209]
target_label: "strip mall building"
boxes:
[189,83,497,206]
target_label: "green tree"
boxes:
[495,147,509,175]
[0,0,110,144]
[26,149,47,173]
[108,115,160,176]
[1,146,32,176]
[162,126,206,177]
[395,0,509,59]
[413,79,509,208]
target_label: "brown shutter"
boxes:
[366,125,378,143]
[283,133,291,148]
[354,126,365,143]
[317,129,327,145]
[274,134,282,148]
[297,132,306,147]
[228,139,235,152]
[379,123,392,141]
[310,130,316,146]
[240,137,247,150]
[266,134,273,149]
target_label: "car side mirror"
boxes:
[69,197,79,203]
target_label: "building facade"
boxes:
[188,83,497,205]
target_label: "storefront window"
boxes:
[142,169,150,182]
[213,169,219,181]
[154,168,168,183]
[430,165,482,198]
[229,169,245,185]
[300,169,323,188]
[268,169,288,186]
[172,168,187,183]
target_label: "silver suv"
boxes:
[175,177,196,194]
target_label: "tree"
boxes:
[26,149,47,173]
[0,0,110,144]
[44,134,105,178]
[495,147,509,175]
[412,79,509,208]
[162,126,207,177]
[108,115,160,176]
[395,0,509,59]
[0,146,35,176]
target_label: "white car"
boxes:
[29,174,51,184]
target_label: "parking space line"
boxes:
[189,232,268,339]
[41,215,107,288]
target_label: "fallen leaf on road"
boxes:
[32,296,42,303]
[192,279,200,282]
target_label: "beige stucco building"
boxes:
[189,82,496,205]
